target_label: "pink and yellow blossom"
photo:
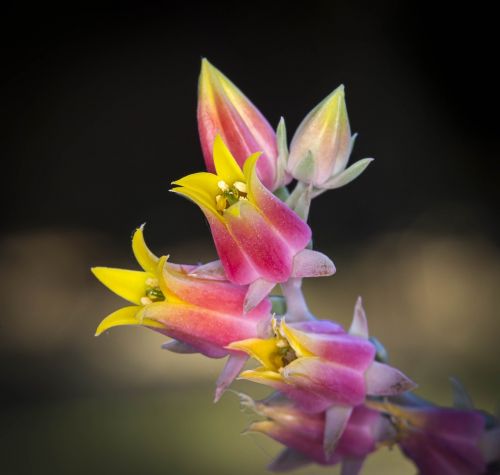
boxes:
[228,298,415,451]
[171,135,334,308]
[92,226,273,398]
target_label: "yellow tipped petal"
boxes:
[213,135,245,183]
[228,337,281,371]
[92,267,148,305]
[95,305,165,336]
[242,151,262,202]
[239,367,284,383]
[280,320,314,358]
[132,225,159,273]
[171,171,221,216]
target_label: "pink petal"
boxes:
[291,320,345,335]
[283,357,367,407]
[224,201,295,283]
[205,212,260,285]
[286,327,376,371]
[142,302,266,355]
[197,59,279,190]
[164,260,270,317]
[248,161,311,252]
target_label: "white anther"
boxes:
[145,278,159,287]
[141,297,153,305]
[217,180,229,192]
[233,181,247,193]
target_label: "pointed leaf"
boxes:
[161,339,199,354]
[349,296,369,339]
[188,260,227,280]
[324,405,353,458]
[244,278,275,313]
[268,448,311,472]
[315,158,373,195]
[291,249,336,278]
[214,353,249,402]
[365,361,417,396]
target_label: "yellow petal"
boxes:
[239,367,284,383]
[132,225,159,273]
[156,255,184,304]
[242,151,262,202]
[171,172,221,216]
[280,320,314,358]
[91,267,148,305]
[95,305,164,336]
[227,337,281,371]
[213,135,245,183]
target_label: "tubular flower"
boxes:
[228,298,415,452]
[239,393,393,473]
[171,135,334,310]
[372,401,491,475]
[287,85,373,193]
[92,226,272,399]
[198,58,288,191]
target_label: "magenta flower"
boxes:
[171,135,335,310]
[198,58,289,191]
[240,393,393,473]
[92,226,272,400]
[228,298,415,452]
[374,401,490,475]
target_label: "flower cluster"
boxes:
[93,59,499,474]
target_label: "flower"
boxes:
[287,85,373,193]
[198,58,288,190]
[92,225,272,400]
[228,298,415,451]
[373,401,490,475]
[239,393,393,473]
[171,135,334,310]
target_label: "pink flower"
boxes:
[171,135,334,310]
[228,298,415,452]
[198,58,289,190]
[240,393,392,473]
[92,226,272,400]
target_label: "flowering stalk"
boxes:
[90,61,496,475]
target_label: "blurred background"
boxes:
[1,3,498,474]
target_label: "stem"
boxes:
[280,278,315,322]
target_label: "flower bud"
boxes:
[288,85,372,191]
[198,58,286,190]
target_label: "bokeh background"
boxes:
[1,3,498,474]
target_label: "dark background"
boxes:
[1,3,498,475]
